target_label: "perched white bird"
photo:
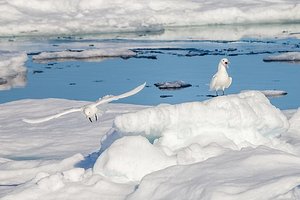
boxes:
[209,58,232,96]
[23,82,146,124]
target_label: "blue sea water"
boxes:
[0,33,300,109]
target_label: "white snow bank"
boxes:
[93,136,176,182]
[1,94,300,199]
[263,52,300,62]
[128,147,300,200]
[0,51,27,90]
[32,49,136,61]
[154,80,192,90]
[113,91,289,153]
[0,0,300,36]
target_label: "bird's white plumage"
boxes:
[94,82,146,107]
[22,82,146,124]
[209,58,232,95]
[22,108,82,124]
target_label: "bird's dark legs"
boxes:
[88,114,98,123]
[222,90,225,96]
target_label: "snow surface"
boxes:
[32,49,136,62]
[0,0,299,37]
[2,92,300,199]
[0,51,27,90]
[263,52,300,62]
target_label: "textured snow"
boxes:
[32,49,136,61]
[113,91,290,153]
[128,147,300,200]
[263,52,300,62]
[0,51,27,90]
[0,0,299,36]
[93,136,176,182]
[1,93,300,199]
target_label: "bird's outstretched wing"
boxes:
[22,108,82,124]
[94,82,146,107]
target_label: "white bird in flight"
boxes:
[209,58,232,96]
[23,82,146,124]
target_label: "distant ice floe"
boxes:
[32,49,136,62]
[154,80,192,90]
[0,0,300,37]
[263,52,300,62]
[0,51,27,90]
[242,90,288,97]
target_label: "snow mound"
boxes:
[0,51,27,90]
[93,136,176,182]
[93,91,291,182]
[263,52,300,62]
[32,49,136,61]
[154,80,192,90]
[113,91,289,153]
[128,147,300,200]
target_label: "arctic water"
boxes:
[1,30,300,110]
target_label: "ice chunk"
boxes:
[154,80,192,90]
[263,52,300,62]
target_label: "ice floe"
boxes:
[1,92,300,199]
[263,52,300,62]
[242,90,288,97]
[32,49,136,62]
